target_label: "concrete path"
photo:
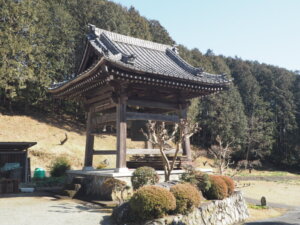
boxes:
[0,193,113,225]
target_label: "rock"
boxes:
[155,180,181,190]
[261,196,267,206]
[112,202,132,224]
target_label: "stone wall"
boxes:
[149,191,248,225]
[121,191,248,225]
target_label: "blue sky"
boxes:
[110,0,300,71]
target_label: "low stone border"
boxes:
[149,191,248,225]
[114,191,248,225]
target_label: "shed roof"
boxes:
[0,142,37,151]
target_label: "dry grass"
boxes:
[238,180,300,207]
[246,207,287,222]
[0,114,144,170]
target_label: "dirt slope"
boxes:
[0,114,144,170]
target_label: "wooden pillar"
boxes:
[116,95,127,170]
[180,107,192,161]
[84,110,94,168]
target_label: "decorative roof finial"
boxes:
[172,44,179,55]
[88,24,96,32]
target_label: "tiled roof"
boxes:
[87,24,229,85]
[49,25,230,95]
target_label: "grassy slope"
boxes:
[0,114,144,170]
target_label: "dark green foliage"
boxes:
[0,0,299,168]
[129,185,176,220]
[170,183,201,214]
[131,166,159,190]
[180,168,211,194]
[33,176,66,187]
[50,156,71,177]
[205,175,228,200]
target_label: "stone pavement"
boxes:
[0,193,112,225]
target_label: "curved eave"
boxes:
[48,58,105,95]
[49,57,230,99]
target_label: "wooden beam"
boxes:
[93,99,116,112]
[126,112,179,123]
[84,110,95,167]
[93,150,117,155]
[85,92,113,105]
[116,95,127,169]
[93,112,116,125]
[127,99,179,110]
[127,148,182,155]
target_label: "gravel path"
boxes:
[0,193,113,225]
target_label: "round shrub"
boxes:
[131,166,159,190]
[181,170,211,194]
[170,183,201,214]
[129,185,176,220]
[221,176,235,196]
[205,175,228,200]
[50,156,71,177]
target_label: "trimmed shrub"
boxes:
[205,175,228,200]
[181,170,211,194]
[131,166,159,190]
[129,185,176,220]
[50,156,71,177]
[100,178,131,201]
[221,176,235,196]
[170,183,201,214]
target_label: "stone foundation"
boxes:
[146,191,249,225]
[66,169,185,198]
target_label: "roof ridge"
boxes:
[89,24,171,52]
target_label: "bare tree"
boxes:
[141,119,199,181]
[209,135,233,175]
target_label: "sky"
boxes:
[110,0,300,71]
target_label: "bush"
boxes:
[131,166,159,190]
[221,176,235,196]
[129,185,176,220]
[205,175,228,200]
[181,170,211,194]
[50,156,71,177]
[170,183,201,214]
[100,178,128,201]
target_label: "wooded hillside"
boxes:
[0,0,299,168]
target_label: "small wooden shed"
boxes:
[0,142,36,183]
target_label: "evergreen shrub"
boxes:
[131,166,159,190]
[129,185,176,220]
[50,156,71,177]
[170,183,201,214]
[221,176,235,196]
[206,175,228,200]
[180,169,211,194]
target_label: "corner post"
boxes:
[116,94,128,171]
[84,109,95,169]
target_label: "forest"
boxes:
[1,0,299,168]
